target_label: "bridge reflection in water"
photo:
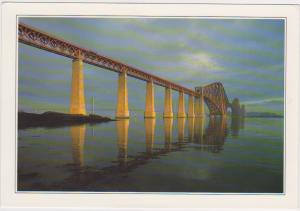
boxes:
[69,116,244,172]
[164,118,173,151]
[145,118,156,155]
[177,118,186,142]
[231,116,245,137]
[70,125,86,167]
[194,117,205,144]
[116,119,130,167]
[201,116,227,153]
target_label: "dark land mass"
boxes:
[245,112,283,118]
[18,111,114,129]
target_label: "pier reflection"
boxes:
[145,118,156,155]
[231,116,245,137]
[164,118,173,151]
[194,117,205,143]
[116,119,130,167]
[70,125,86,167]
[178,118,186,142]
[70,115,233,172]
[201,116,227,153]
[65,116,234,187]
[188,118,195,141]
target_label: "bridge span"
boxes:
[18,22,231,118]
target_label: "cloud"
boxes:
[180,52,223,72]
[243,97,283,105]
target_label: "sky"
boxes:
[18,18,285,117]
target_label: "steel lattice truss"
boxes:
[196,82,230,115]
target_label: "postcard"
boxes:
[1,1,299,210]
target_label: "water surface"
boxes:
[18,115,283,193]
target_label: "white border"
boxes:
[1,2,299,209]
[15,15,288,195]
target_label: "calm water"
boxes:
[18,115,283,193]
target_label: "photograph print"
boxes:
[17,17,284,193]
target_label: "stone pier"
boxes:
[70,59,86,115]
[116,71,129,119]
[163,87,173,118]
[177,91,186,118]
[144,80,156,118]
[195,88,205,117]
[187,95,195,118]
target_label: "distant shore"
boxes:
[228,112,283,118]
[244,112,283,118]
[18,111,114,129]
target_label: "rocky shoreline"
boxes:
[18,111,114,129]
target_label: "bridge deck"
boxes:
[18,23,199,96]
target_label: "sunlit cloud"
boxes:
[180,52,223,72]
[243,97,283,105]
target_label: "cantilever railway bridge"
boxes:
[18,22,232,118]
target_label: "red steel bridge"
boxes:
[18,22,232,118]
